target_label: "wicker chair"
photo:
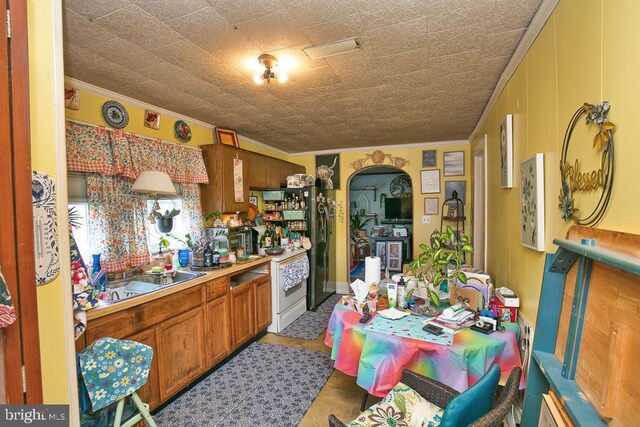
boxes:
[328,366,522,427]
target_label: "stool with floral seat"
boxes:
[78,337,158,427]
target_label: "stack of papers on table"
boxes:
[425,309,476,335]
[366,314,454,346]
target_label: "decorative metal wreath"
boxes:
[558,102,615,226]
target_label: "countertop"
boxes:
[87,256,271,321]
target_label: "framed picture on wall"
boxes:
[520,153,545,251]
[215,127,239,147]
[424,198,439,215]
[445,181,466,203]
[386,241,403,272]
[422,150,437,167]
[375,241,387,268]
[420,169,440,194]
[444,151,464,176]
[500,114,513,188]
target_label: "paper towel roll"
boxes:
[364,256,381,285]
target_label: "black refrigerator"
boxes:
[282,186,336,310]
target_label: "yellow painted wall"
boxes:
[28,0,71,403]
[471,0,640,324]
[64,82,289,160]
[293,143,471,285]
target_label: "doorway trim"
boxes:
[472,135,488,271]
[345,165,413,285]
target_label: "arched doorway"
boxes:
[347,166,413,282]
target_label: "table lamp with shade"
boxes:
[131,171,179,233]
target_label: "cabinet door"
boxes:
[248,151,267,189]
[126,328,160,410]
[222,146,250,212]
[255,277,272,332]
[265,157,283,189]
[156,308,206,401]
[200,144,223,214]
[205,295,230,366]
[230,283,255,350]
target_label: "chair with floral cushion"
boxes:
[329,365,522,427]
[78,337,158,427]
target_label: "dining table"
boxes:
[324,302,525,398]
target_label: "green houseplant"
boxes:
[408,226,473,306]
[350,210,373,239]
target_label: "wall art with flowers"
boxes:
[521,153,545,251]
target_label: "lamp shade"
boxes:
[131,171,176,195]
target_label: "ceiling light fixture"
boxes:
[302,37,361,60]
[253,53,288,85]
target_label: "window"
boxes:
[69,202,91,263]
[145,198,187,253]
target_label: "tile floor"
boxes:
[260,331,381,426]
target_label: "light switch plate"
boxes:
[422,215,431,224]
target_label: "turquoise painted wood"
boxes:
[553,238,640,275]
[521,253,568,426]
[533,351,606,427]
[522,237,640,426]
[562,254,593,379]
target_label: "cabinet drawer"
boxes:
[87,285,203,343]
[205,276,229,301]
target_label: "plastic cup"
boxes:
[178,249,190,268]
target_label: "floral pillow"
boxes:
[348,382,444,427]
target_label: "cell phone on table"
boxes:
[422,324,443,335]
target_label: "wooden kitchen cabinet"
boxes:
[156,307,206,401]
[255,276,272,332]
[126,328,160,410]
[201,144,251,213]
[230,282,255,350]
[200,144,307,210]
[205,295,230,366]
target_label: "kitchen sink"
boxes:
[102,271,206,303]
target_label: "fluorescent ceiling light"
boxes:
[302,37,361,60]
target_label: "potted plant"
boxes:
[408,226,473,307]
[203,211,223,227]
[350,210,373,239]
[152,208,181,233]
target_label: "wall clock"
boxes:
[390,175,412,198]
[101,100,129,129]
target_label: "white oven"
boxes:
[267,249,308,333]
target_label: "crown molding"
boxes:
[468,0,560,143]
[237,134,289,156]
[289,139,468,157]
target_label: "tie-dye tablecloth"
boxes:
[325,303,524,397]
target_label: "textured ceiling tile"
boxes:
[270,45,328,74]
[211,0,285,25]
[63,45,108,72]
[151,40,248,86]
[483,28,525,59]
[300,14,364,46]
[137,61,199,89]
[235,10,311,52]
[164,7,244,52]
[131,0,210,22]
[283,0,358,28]
[427,0,495,34]
[209,40,264,74]
[63,9,117,48]
[93,5,183,49]
[290,66,341,88]
[80,61,150,91]
[428,22,486,58]
[351,0,429,30]
[64,0,131,20]
[494,0,542,32]
[92,37,164,71]
[362,16,429,57]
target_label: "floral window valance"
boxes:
[65,121,208,184]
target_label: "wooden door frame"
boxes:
[0,0,43,404]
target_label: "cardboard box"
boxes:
[341,296,377,314]
[449,285,484,311]
[490,296,518,323]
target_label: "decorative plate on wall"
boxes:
[101,100,129,129]
[174,120,192,142]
